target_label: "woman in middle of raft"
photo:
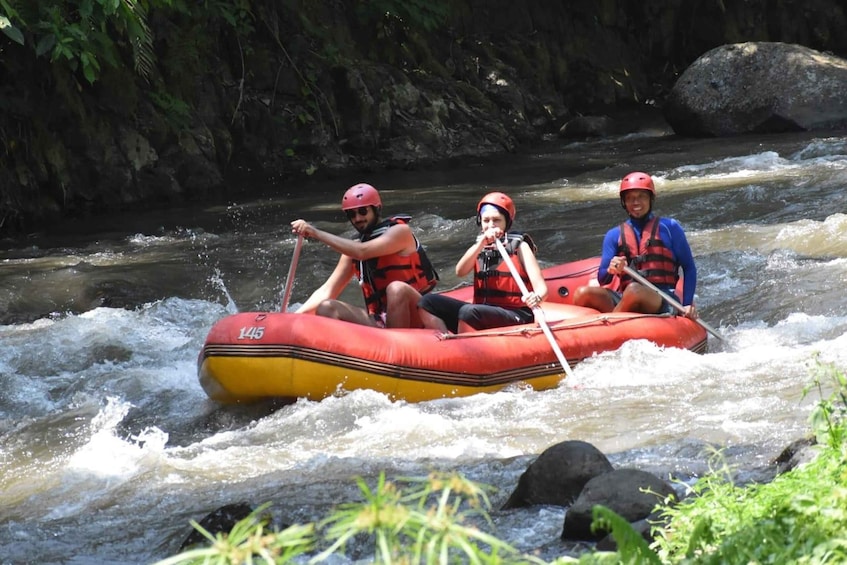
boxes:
[417,192,547,333]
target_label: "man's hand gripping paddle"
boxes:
[623,265,725,341]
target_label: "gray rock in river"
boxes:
[501,439,614,509]
[664,42,847,136]
[561,467,676,542]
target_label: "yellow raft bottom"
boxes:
[198,355,566,404]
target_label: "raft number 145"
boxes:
[238,326,265,340]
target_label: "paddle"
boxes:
[280,234,304,312]
[623,265,725,341]
[494,238,575,378]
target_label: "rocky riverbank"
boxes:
[1,0,845,237]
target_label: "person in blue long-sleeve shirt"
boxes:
[573,171,698,319]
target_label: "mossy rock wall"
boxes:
[0,0,844,236]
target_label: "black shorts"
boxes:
[419,294,533,333]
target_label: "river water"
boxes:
[2,126,847,563]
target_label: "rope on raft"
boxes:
[437,312,673,340]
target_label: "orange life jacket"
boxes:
[354,215,439,317]
[473,233,536,308]
[616,216,678,290]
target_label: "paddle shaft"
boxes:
[623,265,725,341]
[280,234,304,312]
[493,238,575,378]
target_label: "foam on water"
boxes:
[1,131,846,563]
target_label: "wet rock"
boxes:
[501,439,613,509]
[773,436,818,474]
[179,502,256,550]
[558,115,616,139]
[665,42,847,136]
[595,515,659,551]
[561,468,675,541]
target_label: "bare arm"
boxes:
[294,255,355,314]
[517,241,548,305]
[291,220,415,260]
[456,238,487,277]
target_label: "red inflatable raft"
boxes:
[198,257,708,403]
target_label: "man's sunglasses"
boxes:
[345,207,370,219]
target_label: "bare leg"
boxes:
[572,286,616,312]
[315,299,378,326]
[384,281,424,328]
[614,283,663,314]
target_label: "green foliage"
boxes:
[803,353,847,449]
[652,448,847,563]
[315,471,536,563]
[354,0,450,34]
[589,506,662,565]
[148,90,191,131]
[194,0,255,40]
[353,0,449,65]
[157,471,545,564]
[0,0,256,85]
[154,503,315,565]
[0,0,24,44]
[651,358,847,564]
[0,0,161,84]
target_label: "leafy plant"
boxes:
[589,505,662,565]
[154,502,315,565]
[148,90,192,131]
[0,0,24,44]
[354,0,450,34]
[0,0,160,83]
[199,0,254,38]
[353,0,450,65]
[156,471,545,564]
[803,352,847,449]
[651,359,847,564]
[0,0,257,85]
[314,471,535,563]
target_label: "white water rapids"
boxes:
[1,130,846,563]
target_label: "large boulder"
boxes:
[664,42,847,136]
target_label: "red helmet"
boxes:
[477,192,516,227]
[619,172,655,196]
[342,183,382,210]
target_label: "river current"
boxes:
[2,127,847,563]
